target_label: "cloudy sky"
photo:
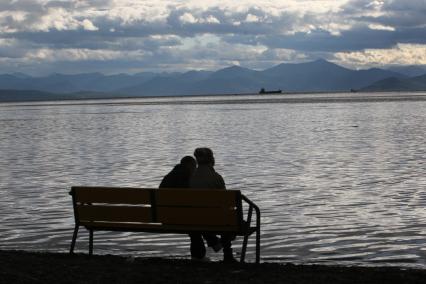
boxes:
[0,0,425,75]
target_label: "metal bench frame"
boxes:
[70,186,260,263]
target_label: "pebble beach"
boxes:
[2,250,426,284]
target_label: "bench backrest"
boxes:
[71,186,244,232]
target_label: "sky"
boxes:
[0,0,426,75]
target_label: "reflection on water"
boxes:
[1,93,426,266]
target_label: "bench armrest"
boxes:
[241,195,260,231]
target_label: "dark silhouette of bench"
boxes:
[69,186,261,263]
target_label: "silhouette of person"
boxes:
[189,147,236,262]
[160,156,208,260]
[159,156,196,188]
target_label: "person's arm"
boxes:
[217,174,226,190]
[159,177,167,188]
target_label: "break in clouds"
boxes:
[0,0,425,74]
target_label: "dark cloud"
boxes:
[3,29,181,51]
[2,5,299,50]
[228,26,426,53]
[1,0,426,74]
[6,2,423,54]
[343,0,426,28]
[0,44,28,59]
[0,0,44,12]
[220,1,426,53]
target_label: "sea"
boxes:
[1,92,425,266]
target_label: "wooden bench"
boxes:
[69,186,261,263]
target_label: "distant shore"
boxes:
[1,250,426,283]
[1,90,426,106]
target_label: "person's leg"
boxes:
[202,233,222,252]
[221,234,237,262]
[189,233,206,259]
[202,233,221,249]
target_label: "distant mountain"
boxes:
[119,59,404,96]
[361,74,426,92]
[0,72,157,94]
[0,60,416,102]
[120,66,261,96]
[0,89,130,102]
[11,72,32,79]
[189,66,261,94]
[260,59,403,91]
[0,89,60,102]
[387,66,426,77]
[120,71,212,96]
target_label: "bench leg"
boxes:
[70,225,79,254]
[240,234,249,263]
[255,227,260,264]
[89,229,94,256]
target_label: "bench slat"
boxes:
[156,189,238,207]
[157,207,238,226]
[77,205,152,223]
[72,187,151,204]
[80,221,240,233]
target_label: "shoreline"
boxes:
[1,91,426,108]
[1,89,426,103]
[2,250,426,283]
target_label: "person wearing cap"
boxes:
[189,147,236,263]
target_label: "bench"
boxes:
[69,186,261,263]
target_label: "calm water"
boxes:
[1,92,426,266]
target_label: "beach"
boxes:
[2,250,426,284]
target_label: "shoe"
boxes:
[223,252,238,263]
[212,242,223,252]
[191,256,210,262]
[223,256,238,263]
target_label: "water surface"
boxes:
[1,92,425,266]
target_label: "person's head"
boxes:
[194,147,215,166]
[180,155,197,174]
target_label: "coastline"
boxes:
[1,90,426,105]
[1,91,426,108]
[2,250,426,283]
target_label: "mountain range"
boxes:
[361,74,426,92]
[1,59,426,102]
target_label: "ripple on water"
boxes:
[0,95,426,266]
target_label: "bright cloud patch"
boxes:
[334,44,426,67]
[179,12,220,24]
[245,14,261,23]
[368,24,395,31]
[26,48,127,62]
[82,19,99,31]
[179,13,198,24]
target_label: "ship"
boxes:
[259,88,282,94]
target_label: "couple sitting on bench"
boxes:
[70,148,260,263]
[159,147,236,263]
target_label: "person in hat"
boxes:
[189,147,236,263]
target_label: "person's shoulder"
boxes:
[159,174,171,188]
[159,165,181,188]
[213,171,224,180]
[211,167,223,177]
[172,164,183,171]
[212,169,226,189]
